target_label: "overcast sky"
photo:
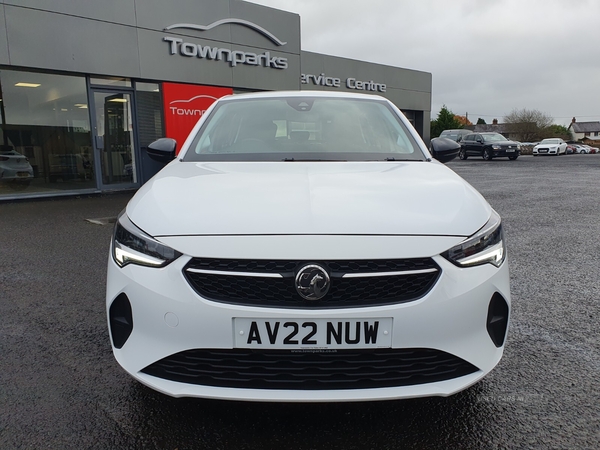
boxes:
[248,0,600,126]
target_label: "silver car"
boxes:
[0,149,34,182]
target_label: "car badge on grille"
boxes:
[295,264,330,300]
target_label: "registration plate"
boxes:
[506,149,515,152]
[234,318,393,349]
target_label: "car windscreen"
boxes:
[482,134,508,143]
[440,133,460,141]
[182,97,425,162]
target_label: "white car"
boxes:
[0,149,34,183]
[533,138,567,156]
[106,91,511,402]
[580,144,598,154]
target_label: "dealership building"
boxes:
[0,0,432,200]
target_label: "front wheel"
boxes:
[483,149,493,161]
[458,149,468,160]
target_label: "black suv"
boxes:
[459,132,520,161]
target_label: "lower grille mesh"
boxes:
[141,348,479,390]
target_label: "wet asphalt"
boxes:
[1,155,599,449]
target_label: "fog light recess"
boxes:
[109,293,133,349]
[487,293,509,348]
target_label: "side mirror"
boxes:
[429,137,460,163]
[146,138,177,163]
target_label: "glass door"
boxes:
[91,90,138,188]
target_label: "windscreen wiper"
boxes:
[383,157,420,161]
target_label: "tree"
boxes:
[543,124,571,141]
[477,118,486,125]
[454,115,472,126]
[503,108,553,142]
[430,105,464,138]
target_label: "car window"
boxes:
[184,97,425,162]
[482,134,508,143]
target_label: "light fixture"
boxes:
[74,103,88,109]
[15,82,41,88]
[108,98,128,103]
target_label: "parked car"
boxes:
[568,144,585,154]
[0,147,34,184]
[439,129,472,143]
[532,138,567,156]
[106,91,511,402]
[459,132,520,160]
[581,144,598,154]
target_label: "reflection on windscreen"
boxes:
[184,97,424,161]
[483,134,508,142]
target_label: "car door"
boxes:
[470,134,484,157]
[462,135,474,155]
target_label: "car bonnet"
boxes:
[127,161,491,238]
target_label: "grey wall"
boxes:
[0,5,9,65]
[0,0,301,91]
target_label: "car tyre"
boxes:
[508,155,518,161]
[458,149,468,160]
[483,149,493,161]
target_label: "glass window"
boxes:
[90,77,132,88]
[0,69,94,196]
[134,82,165,184]
[186,96,424,162]
[134,82,163,147]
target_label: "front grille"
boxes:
[141,348,479,390]
[183,258,441,308]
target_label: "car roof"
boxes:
[441,129,470,133]
[218,90,388,102]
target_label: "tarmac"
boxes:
[1,155,599,449]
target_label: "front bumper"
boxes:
[493,148,520,157]
[533,147,559,155]
[106,235,511,402]
[0,167,33,181]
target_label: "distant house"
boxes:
[465,119,532,142]
[568,118,600,142]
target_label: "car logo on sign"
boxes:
[295,264,330,300]
[165,19,287,46]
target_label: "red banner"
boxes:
[162,83,233,154]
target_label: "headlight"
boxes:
[112,211,182,268]
[442,210,505,267]
[492,144,501,150]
